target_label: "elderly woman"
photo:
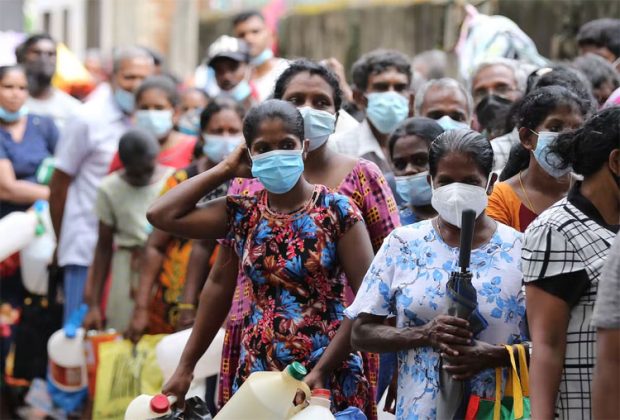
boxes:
[346,130,528,419]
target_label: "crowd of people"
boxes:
[0,9,619,420]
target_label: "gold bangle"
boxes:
[177,303,196,310]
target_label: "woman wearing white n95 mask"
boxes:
[346,129,528,420]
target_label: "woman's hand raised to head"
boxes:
[221,143,253,179]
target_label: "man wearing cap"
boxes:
[207,35,257,110]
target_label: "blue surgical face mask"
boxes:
[366,91,409,134]
[251,148,305,194]
[298,107,336,151]
[395,171,432,206]
[203,134,243,163]
[531,130,572,178]
[177,109,202,136]
[436,115,469,131]
[250,49,274,67]
[225,80,251,102]
[0,105,28,123]
[135,110,174,139]
[114,87,135,114]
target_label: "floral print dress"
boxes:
[345,220,527,420]
[225,184,372,413]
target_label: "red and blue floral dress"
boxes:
[224,184,372,413]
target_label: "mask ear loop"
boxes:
[484,174,493,194]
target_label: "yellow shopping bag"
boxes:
[92,335,166,420]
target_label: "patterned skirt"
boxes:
[217,278,379,420]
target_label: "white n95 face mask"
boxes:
[431,178,491,228]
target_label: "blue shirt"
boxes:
[0,114,58,217]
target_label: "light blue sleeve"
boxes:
[345,230,399,319]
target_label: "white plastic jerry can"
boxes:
[290,388,336,420]
[214,362,311,420]
[124,393,177,420]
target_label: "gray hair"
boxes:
[112,46,154,74]
[414,77,474,119]
[469,58,527,93]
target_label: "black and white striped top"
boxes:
[521,183,618,420]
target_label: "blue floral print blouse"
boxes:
[346,219,527,419]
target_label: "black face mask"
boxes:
[25,59,56,94]
[475,94,514,138]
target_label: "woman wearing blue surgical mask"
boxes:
[346,129,528,420]
[109,76,196,172]
[522,107,620,420]
[0,65,59,380]
[176,88,209,136]
[126,98,244,414]
[198,98,245,166]
[210,60,400,416]
[126,97,244,342]
[149,100,376,414]
[389,117,444,226]
[488,86,590,232]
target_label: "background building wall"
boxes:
[199,0,620,78]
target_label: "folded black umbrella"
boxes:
[436,210,488,420]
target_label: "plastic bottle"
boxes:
[124,393,176,420]
[156,327,225,399]
[0,210,37,261]
[214,362,311,420]
[48,304,89,392]
[20,200,56,295]
[156,327,225,381]
[290,389,336,420]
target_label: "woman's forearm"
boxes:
[181,240,215,306]
[351,318,429,353]
[147,163,231,230]
[0,180,49,204]
[84,241,113,306]
[529,340,565,419]
[313,318,355,376]
[176,249,237,372]
[134,243,165,308]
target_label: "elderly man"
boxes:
[414,77,473,131]
[470,58,525,140]
[15,33,81,130]
[470,59,526,173]
[49,47,155,322]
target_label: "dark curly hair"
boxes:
[351,49,412,92]
[243,99,304,146]
[388,117,444,160]
[577,18,620,58]
[135,75,180,107]
[549,106,620,177]
[273,59,343,111]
